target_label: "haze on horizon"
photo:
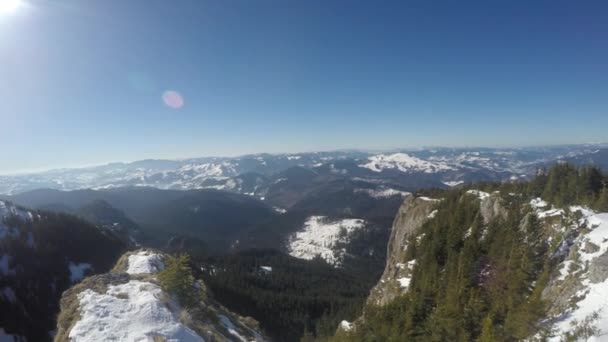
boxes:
[1,0,607,174]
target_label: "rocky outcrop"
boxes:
[54,249,267,342]
[366,195,440,306]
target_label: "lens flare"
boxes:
[162,90,184,109]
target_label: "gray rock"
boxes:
[588,251,608,284]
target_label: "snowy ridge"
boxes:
[69,280,204,342]
[126,251,165,275]
[287,216,366,266]
[66,251,198,342]
[359,153,456,173]
[61,250,266,342]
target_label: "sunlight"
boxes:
[0,0,21,14]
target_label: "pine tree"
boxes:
[478,314,495,342]
[158,254,198,307]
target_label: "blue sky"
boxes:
[1,0,607,173]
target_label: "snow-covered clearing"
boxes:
[288,216,365,266]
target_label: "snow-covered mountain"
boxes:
[1,145,604,196]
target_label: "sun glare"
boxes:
[0,0,22,14]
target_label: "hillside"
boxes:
[0,201,126,341]
[331,164,608,341]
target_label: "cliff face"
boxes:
[366,190,507,308]
[54,249,267,342]
[356,190,608,340]
[366,195,440,306]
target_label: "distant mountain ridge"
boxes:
[1,145,605,196]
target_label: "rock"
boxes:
[479,192,507,224]
[588,251,608,284]
[366,195,439,306]
[584,241,600,254]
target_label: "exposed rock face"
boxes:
[54,249,267,342]
[478,191,508,224]
[588,251,608,284]
[366,195,439,306]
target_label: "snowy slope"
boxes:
[287,216,366,266]
[541,204,608,341]
[69,280,204,342]
[359,153,456,173]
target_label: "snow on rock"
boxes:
[287,216,366,266]
[69,262,92,283]
[466,190,490,200]
[530,198,549,209]
[397,277,411,289]
[218,314,256,342]
[443,180,464,187]
[68,280,204,342]
[359,153,455,173]
[419,196,441,202]
[273,207,287,214]
[427,210,438,219]
[259,266,272,272]
[126,251,165,275]
[546,205,608,340]
[339,320,353,332]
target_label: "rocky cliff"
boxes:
[366,194,440,306]
[54,249,267,342]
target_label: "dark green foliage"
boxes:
[0,208,126,341]
[158,254,201,307]
[198,249,372,342]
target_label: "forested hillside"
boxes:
[331,164,608,341]
[0,203,126,341]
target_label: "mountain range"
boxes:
[2,145,606,196]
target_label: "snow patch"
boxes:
[359,153,455,173]
[68,280,204,342]
[355,187,410,198]
[127,251,165,275]
[218,314,250,342]
[339,320,353,331]
[397,277,411,289]
[466,190,490,200]
[443,180,464,187]
[287,216,366,266]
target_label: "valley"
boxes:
[2,148,608,341]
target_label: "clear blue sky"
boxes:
[1,0,607,173]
